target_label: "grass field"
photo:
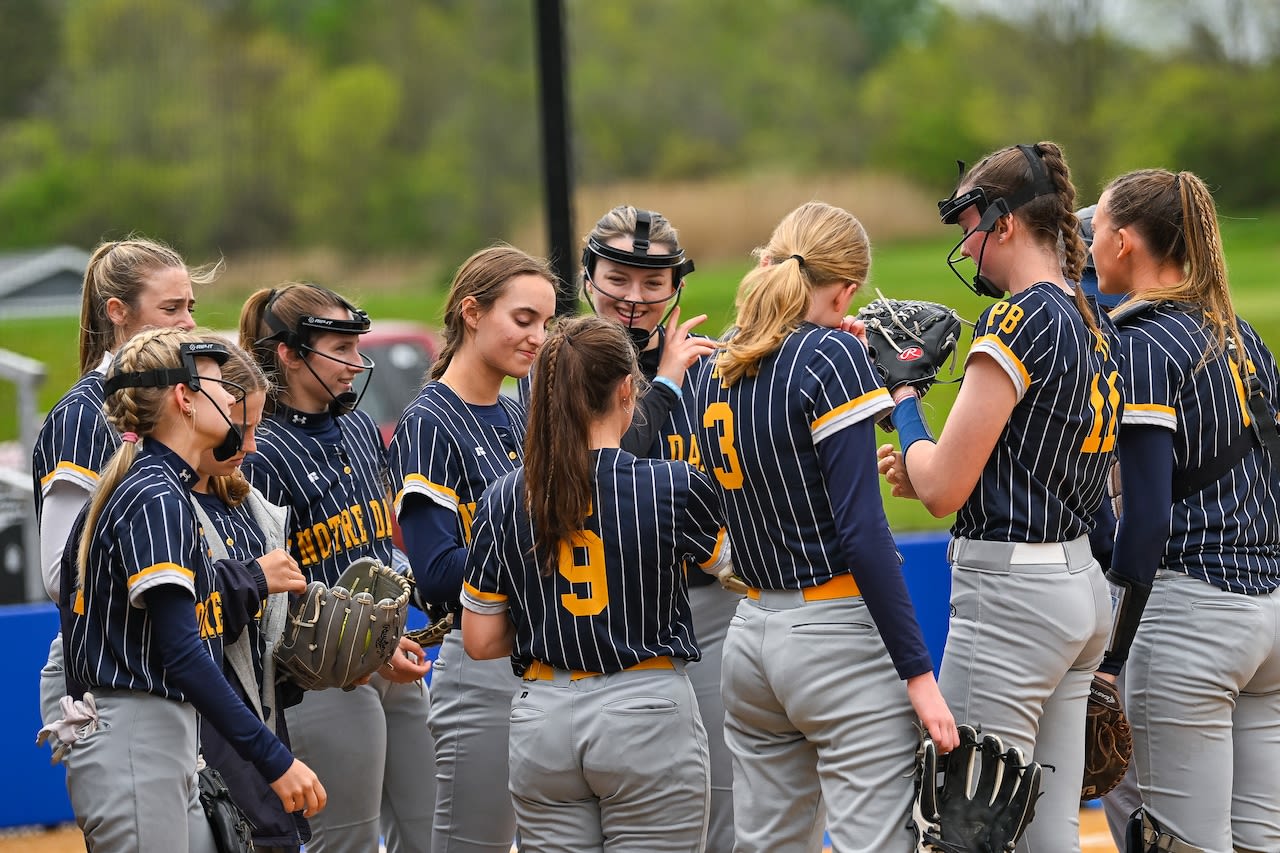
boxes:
[3,215,1278,531]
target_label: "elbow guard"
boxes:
[1101,569,1152,674]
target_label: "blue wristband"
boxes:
[652,375,684,399]
[891,396,935,458]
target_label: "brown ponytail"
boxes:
[524,316,642,573]
[962,141,1101,336]
[1102,168,1242,361]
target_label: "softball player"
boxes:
[239,283,435,853]
[60,327,324,852]
[33,238,206,739]
[190,345,314,853]
[580,204,739,852]
[879,142,1118,851]
[695,201,957,853]
[387,245,558,853]
[1091,169,1280,851]
[461,315,717,853]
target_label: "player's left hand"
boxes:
[378,635,432,684]
[878,444,920,500]
[655,307,717,385]
[907,672,959,754]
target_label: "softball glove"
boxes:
[1081,674,1133,802]
[274,557,411,691]
[914,724,1042,852]
[857,293,964,397]
[404,604,455,648]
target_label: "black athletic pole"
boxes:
[533,0,577,317]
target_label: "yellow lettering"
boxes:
[351,504,369,544]
[369,499,389,538]
[195,592,224,640]
[1080,370,1121,453]
[1228,357,1252,428]
[339,510,358,550]
[311,522,333,559]
[666,434,684,461]
[295,528,318,567]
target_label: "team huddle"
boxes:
[30,140,1280,853]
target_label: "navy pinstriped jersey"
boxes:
[32,359,119,523]
[1115,305,1280,593]
[241,408,394,586]
[192,492,273,572]
[387,381,527,557]
[694,323,893,590]
[461,448,728,676]
[954,284,1122,543]
[652,349,719,467]
[66,441,223,700]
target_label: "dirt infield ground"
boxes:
[0,809,1121,853]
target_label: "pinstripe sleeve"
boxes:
[681,467,730,573]
[804,332,893,444]
[390,411,462,516]
[1117,334,1178,431]
[117,488,200,605]
[968,291,1057,401]
[460,478,511,616]
[37,399,118,497]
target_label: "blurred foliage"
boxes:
[0,0,1277,258]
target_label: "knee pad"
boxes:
[1125,808,1208,853]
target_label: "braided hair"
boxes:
[961,141,1101,336]
[523,316,644,574]
[1101,169,1242,364]
[77,327,210,588]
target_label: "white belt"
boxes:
[1008,542,1068,565]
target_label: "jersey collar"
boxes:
[140,438,200,491]
[274,402,333,430]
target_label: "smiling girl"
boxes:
[240,283,435,853]
[387,245,558,853]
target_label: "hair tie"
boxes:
[120,431,139,444]
[790,254,805,267]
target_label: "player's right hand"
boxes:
[655,307,717,386]
[257,548,306,595]
[378,634,433,684]
[906,672,958,754]
[271,758,327,817]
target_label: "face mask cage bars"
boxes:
[581,209,695,347]
[258,289,376,414]
[937,144,1057,298]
